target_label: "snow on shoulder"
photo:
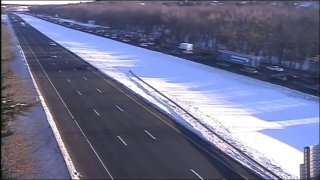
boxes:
[17,13,319,179]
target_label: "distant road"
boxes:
[9,13,261,179]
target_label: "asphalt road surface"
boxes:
[9,14,262,179]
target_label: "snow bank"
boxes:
[17,13,320,179]
[9,14,80,179]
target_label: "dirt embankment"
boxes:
[1,18,39,179]
[1,15,70,179]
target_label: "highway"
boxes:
[9,14,262,179]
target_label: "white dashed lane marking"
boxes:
[144,130,156,140]
[96,88,102,94]
[115,105,124,112]
[93,109,100,116]
[117,136,127,146]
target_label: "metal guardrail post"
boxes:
[129,70,282,179]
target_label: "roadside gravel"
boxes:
[1,15,69,179]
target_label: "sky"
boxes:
[2,0,93,5]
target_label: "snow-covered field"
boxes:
[17,14,319,179]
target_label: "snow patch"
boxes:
[11,14,80,179]
[17,13,319,179]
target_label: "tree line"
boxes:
[29,1,319,63]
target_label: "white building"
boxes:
[300,144,320,179]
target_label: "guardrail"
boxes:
[18,12,284,178]
[129,70,283,179]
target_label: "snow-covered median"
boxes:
[17,13,319,179]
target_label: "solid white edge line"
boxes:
[96,88,102,94]
[50,26,250,180]
[74,120,114,179]
[15,32,79,178]
[93,109,100,116]
[117,136,127,146]
[18,14,256,179]
[190,169,204,180]
[22,37,115,180]
[115,105,124,112]
[144,130,156,140]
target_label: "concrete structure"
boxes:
[300,144,320,179]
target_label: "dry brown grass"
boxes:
[1,19,36,134]
[1,18,37,179]
[1,22,15,62]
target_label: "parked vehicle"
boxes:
[216,61,231,67]
[270,73,288,81]
[240,66,258,74]
[161,44,171,49]
[122,39,130,42]
[140,43,148,47]
[49,42,57,46]
[217,50,261,67]
[182,50,194,54]
[266,66,284,72]
[277,72,298,79]
[146,42,155,46]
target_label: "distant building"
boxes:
[300,144,320,180]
